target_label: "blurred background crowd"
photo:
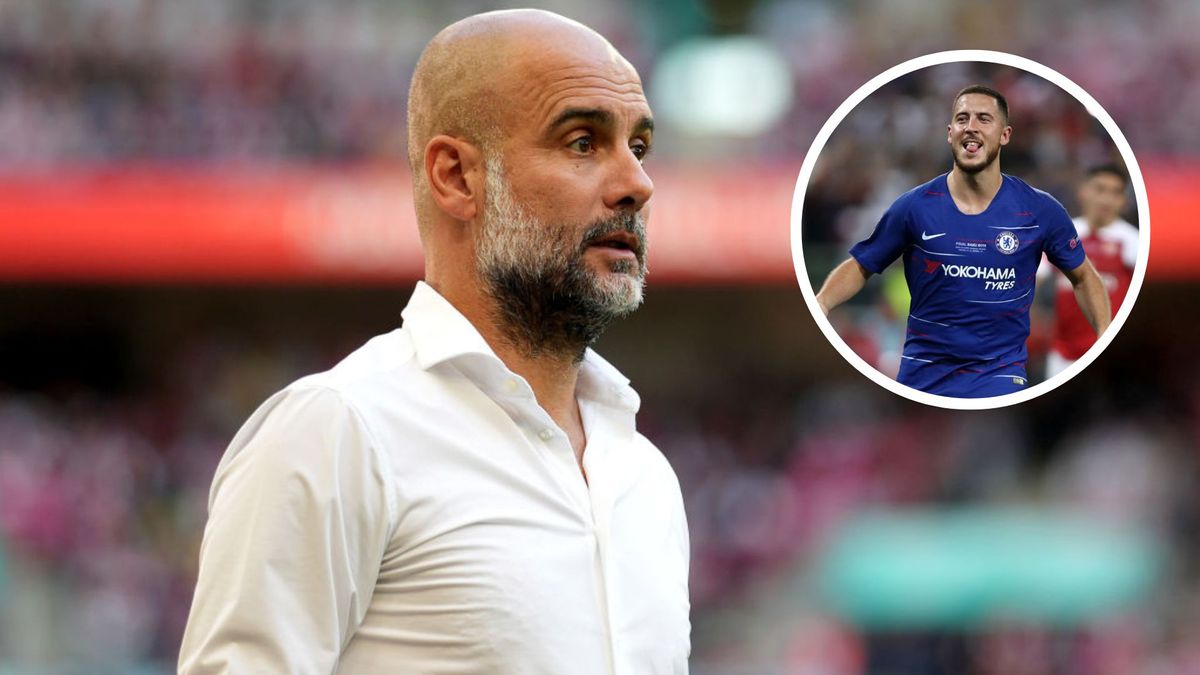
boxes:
[1,0,1197,166]
[2,0,1200,673]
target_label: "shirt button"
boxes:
[538,428,554,441]
[505,379,519,392]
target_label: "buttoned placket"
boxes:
[489,369,621,675]
[579,396,627,675]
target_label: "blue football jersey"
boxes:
[849,173,1085,397]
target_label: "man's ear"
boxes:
[1000,125,1012,146]
[425,135,485,221]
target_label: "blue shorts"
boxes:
[897,356,1028,398]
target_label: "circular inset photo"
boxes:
[792,50,1149,410]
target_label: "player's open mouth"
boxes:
[963,140,982,154]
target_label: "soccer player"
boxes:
[179,10,690,673]
[1040,164,1137,377]
[815,85,1112,398]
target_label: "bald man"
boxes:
[178,10,690,675]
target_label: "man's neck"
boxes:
[496,341,581,418]
[489,331,589,470]
[432,277,589,469]
[947,164,1002,215]
[1087,215,1116,232]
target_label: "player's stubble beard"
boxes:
[476,155,648,363]
[953,134,1001,175]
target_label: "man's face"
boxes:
[947,93,1011,174]
[477,155,647,347]
[475,38,654,355]
[1077,172,1128,226]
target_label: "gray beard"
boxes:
[476,157,648,363]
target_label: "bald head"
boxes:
[406,10,655,359]
[407,10,629,176]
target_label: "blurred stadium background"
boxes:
[1,1,1199,673]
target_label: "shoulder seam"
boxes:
[289,383,402,545]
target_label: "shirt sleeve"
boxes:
[1042,197,1086,272]
[672,472,692,674]
[849,197,911,274]
[179,385,396,675]
[648,440,692,675]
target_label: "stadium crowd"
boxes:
[0,0,1197,167]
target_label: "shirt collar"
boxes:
[401,281,640,413]
[577,348,641,414]
[403,281,500,371]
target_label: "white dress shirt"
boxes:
[178,281,691,674]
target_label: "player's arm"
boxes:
[178,386,396,675]
[815,257,873,316]
[820,193,911,316]
[1062,257,1112,337]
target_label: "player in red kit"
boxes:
[1039,164,1138,377]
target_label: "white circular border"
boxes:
[790,49,1151,410]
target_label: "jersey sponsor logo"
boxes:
[921,231,947,241]
[995,230,1020,254]
[924,259,943,274]
[941,263,1017,290]
[941,264,1016,280]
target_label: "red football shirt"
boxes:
[1050,218,1138,359]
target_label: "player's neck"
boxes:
[1087,215,1116,231]
[947,165,1002,215]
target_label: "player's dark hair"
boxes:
[953,84,1009,124]
[1086,163,1129,186]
